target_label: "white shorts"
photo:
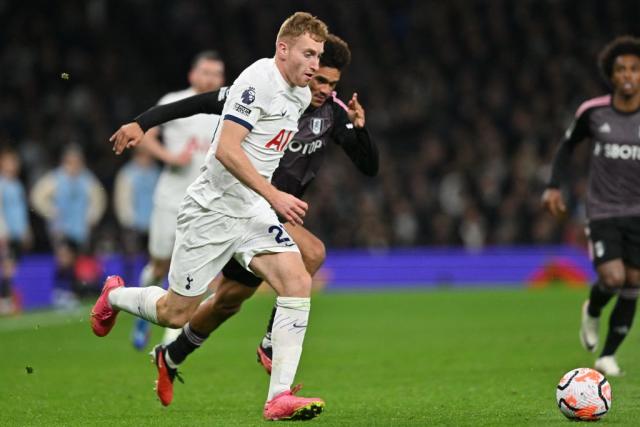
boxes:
[148,204,179,259]
[168,195,299,297]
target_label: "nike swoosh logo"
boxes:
[292,323,307,328]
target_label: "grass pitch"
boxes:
[1,287,639,426]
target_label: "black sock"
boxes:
[54,267,74,291]
[587,281,616,317]
[265,305,277,340]
[0,277,11,298]
[166,323,209,366]
[600,290,638,357]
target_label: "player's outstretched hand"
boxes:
[347,93,365,128]
[268,190,308,226]
[110,122,144,155]
[541,188,566,218]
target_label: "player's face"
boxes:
[282,33,324,87]
[611,54,640,97]
[309,66,341,107]
[62,152,84,175]
[189,59,225,93]
[0,153,19,177]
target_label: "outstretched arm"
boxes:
[135,89,226,132]
[109,89,226,155]
[331,95,379,176]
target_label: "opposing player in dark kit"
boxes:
[543,36,640,376]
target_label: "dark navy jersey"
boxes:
[548,95,640,219]
[136,89,378,199]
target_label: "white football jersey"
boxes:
[187,58,311,217]
[153,87,220,211]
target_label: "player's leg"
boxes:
[258,224,326,372]
[581,219,623,352]
[163,273,259,369]
[248,251,324,419]
[0,245,15,315]
[132,204,177,349]
[155,260,263,406]
[152,274,258,407]
[91,196,228,336]
[582,259,625,350]
[144,198,249,405]
[52,239,79,310]
[595,266,639,376]
[596,217,640,376]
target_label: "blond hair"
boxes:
[276,12,328,43]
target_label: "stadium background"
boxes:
[6,0,635,252]
[3,1,640,425]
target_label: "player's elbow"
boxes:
[214,144,230,165]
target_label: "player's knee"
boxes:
[600,271,625,289]
[211,299,243,320]
[281,270,312,297]
[163,313,190,329]
[303,240,326,275]
[157,305,192,329]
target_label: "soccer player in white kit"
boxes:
[92,12,328,421]
[131,51,225,350]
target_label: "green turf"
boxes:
[1,287,639,426]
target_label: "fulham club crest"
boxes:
[310,118,324,135]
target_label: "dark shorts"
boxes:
[586,216,640,268]
[1,240,22,261]
[221,257,263,288]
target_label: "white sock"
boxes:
[139,263,163,287]
[267,296,310,401]
[108,286,166,324]
[161,327,182,345]
[164,349,178,369]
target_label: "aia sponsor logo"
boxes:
[265,130,294,152]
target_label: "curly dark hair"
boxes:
[598,35,640,83]
[320,34,351,71]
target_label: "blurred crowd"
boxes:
[2,0,640,260]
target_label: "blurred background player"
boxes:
[0,149,31,315]
[113,147,160,286]
[111,33,377,397]
[130,51,225,350]
[543,36,640,376]
[30,144,106,309]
